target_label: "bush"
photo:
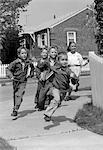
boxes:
[0,137,16,150]
[74,103,103,135]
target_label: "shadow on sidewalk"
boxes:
[17,109,36,119]
[44,115,74,130]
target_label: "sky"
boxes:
[19,0,94,31]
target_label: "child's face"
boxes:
[19,49,27,60]
[49,48,57,59]
[41,49,48,59]
[59,55,68,67]
[70,43,76,53]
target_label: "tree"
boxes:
[94,0,103,54]
[0,0,32,63]
[77,4,98,55]
[1,27,20,64]
[0,0,32,34]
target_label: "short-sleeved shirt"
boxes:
[67,52,83,77]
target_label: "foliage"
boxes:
[76,4,98,55]
[0,137,15,150]
[74,103,103,135]
[1,27,20,64]
[0,0,32,33]
[94,0,103,54]
[0,0,32,63]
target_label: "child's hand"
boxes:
[11,77,14,80]
[40,72,45,81]
[70,72,75,78]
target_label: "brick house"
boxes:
[33,7,97,56]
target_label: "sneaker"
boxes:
[74,83,79,92]
[64,96,71,101]
[44,114,51,121]
[38,108,43,111]
[11,110,18,117]
[34,105,38,109]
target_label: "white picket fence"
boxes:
[0,64,9,78]
[0,62,37,78]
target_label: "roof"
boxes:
[34,7,92,33]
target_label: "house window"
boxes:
[67,31,76,46]
[41,34,45,46]
[37,33,47,48]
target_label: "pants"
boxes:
[34,81,45,104]
[44,88,66,117]
[37,82,52,110]
[13,81,26,111]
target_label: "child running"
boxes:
[48,46,58,66]
[43,46,58,107]
[67,42,89,93]
[6,46,34,117]
[35,46,58,111]
[44,51,76,121]
[34,48,50,110]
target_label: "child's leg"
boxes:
[34,81,44,108]
[64,86,72,101]
[13,82,26,112]
[44,88,60,118]
[38,82,52,110]
[74,78,79,92]
[58,92,66,106]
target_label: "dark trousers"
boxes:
[34,80,45,104]
[13,81,26,111]
[37,82,53,110]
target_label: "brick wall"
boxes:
[50,9,97,56]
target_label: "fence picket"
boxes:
[0,62,37,78]
[0,64,8,78]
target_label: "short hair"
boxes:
[17,46,28,56]
[58,51,67,60]
[49,46,58,52]
[41,47,48,52]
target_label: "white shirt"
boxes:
[67,52,83,77]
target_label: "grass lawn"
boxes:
[74,103,103,135]
[0,138,16,150]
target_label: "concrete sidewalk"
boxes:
[1,85,103,150]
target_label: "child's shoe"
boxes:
[34,104,38,110]
[38,108,43,111]
[74,83,80,92]
[44,114,51,121]
[64,96,71,101]
[11,110,18,116]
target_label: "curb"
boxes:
[0,82,12,87]
[0,80,38,87]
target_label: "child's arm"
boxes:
[27,63,35,78]
[82,58,89,66]
[67,68,78,82]
[6,61,15,80]
[35,67,41,79]
[39,71,47,81]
